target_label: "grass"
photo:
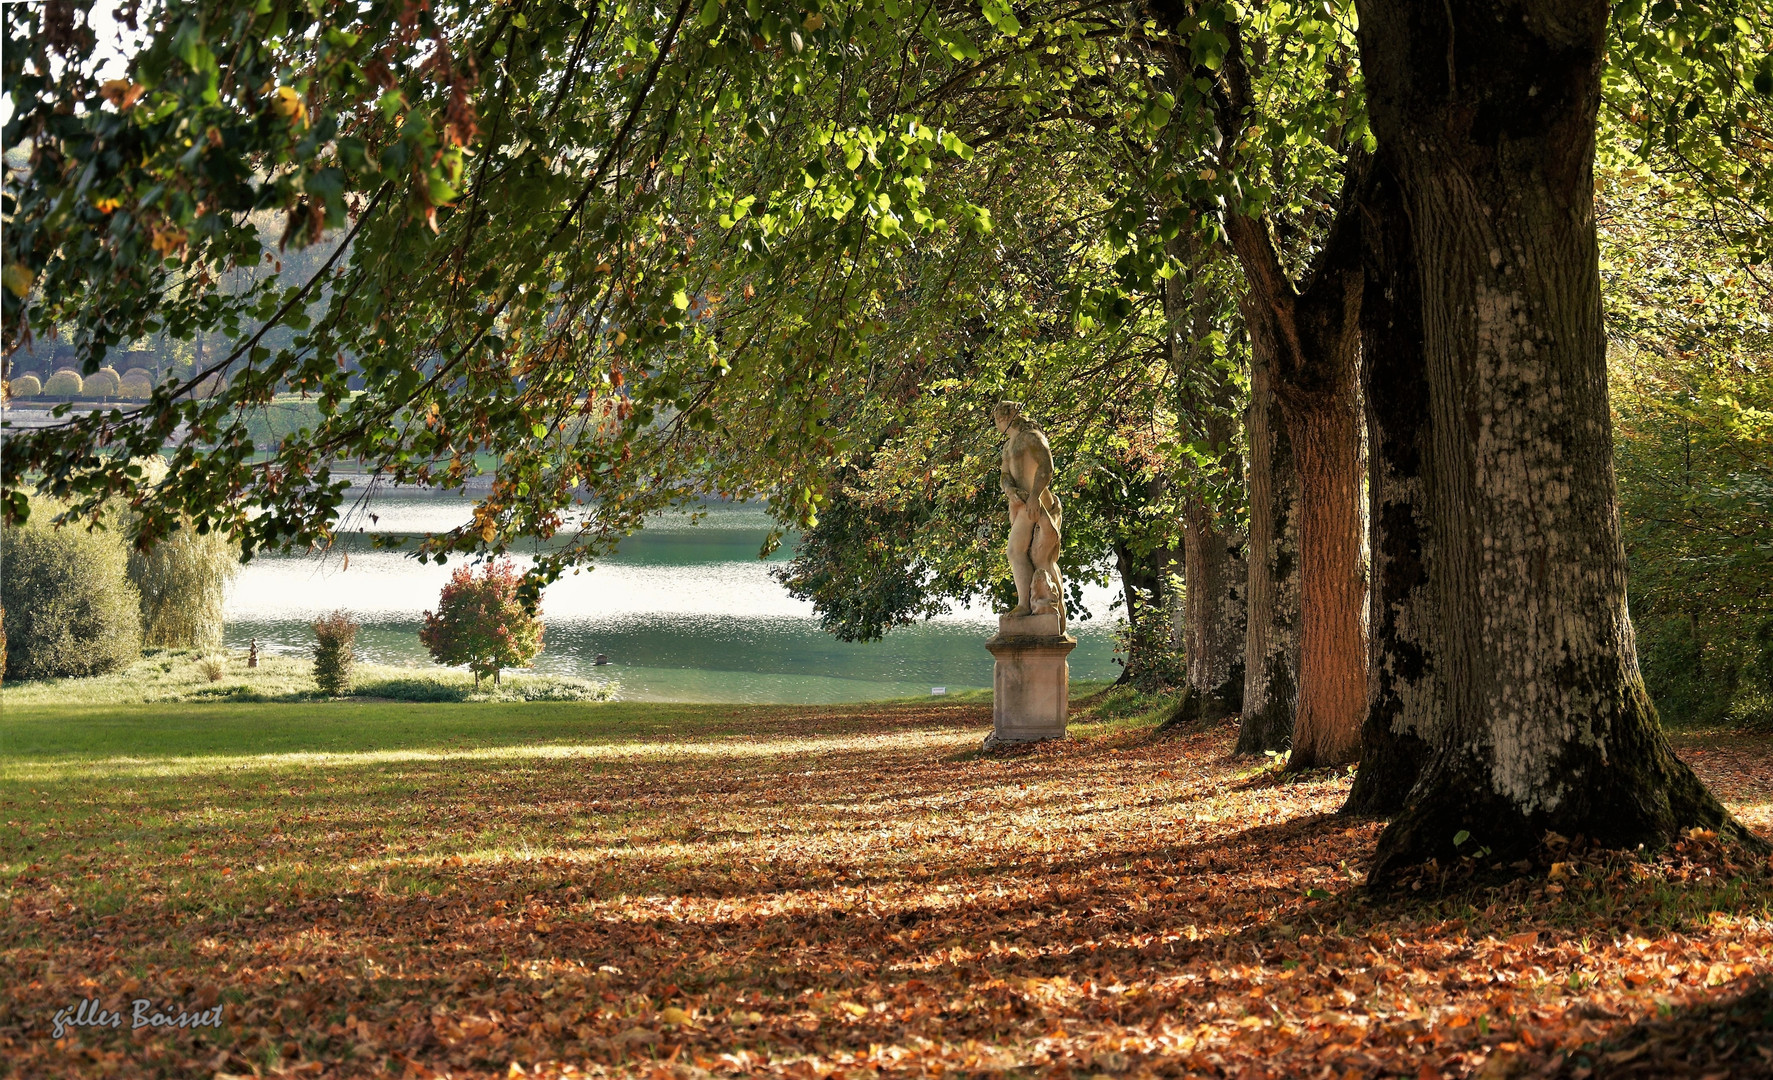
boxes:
[0,649,614,707]
[0,693,1769,1079]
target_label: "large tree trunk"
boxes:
[1357,0,1758,879]
[1236,301,1300,754]
[1274,297,1368,769]
[1227,208,1369,770]
[1344,161,1436,817]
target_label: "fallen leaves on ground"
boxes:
[1,704,1770,1078]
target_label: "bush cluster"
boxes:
[10,374,42,398]
[3,488,242,681]
[1,523,143,681]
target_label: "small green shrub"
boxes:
[119,376,153,400]
[10,374,41,398]
[355,677,470,703]
[42,369,83,398]
[122,367,154,384]
[197,655,226,682]
[312,610,357,696]
[2,519,142,680]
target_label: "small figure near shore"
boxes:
[246,638,259,669]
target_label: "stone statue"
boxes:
[994,401,1065,630]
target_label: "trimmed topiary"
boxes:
[123,367,154,384]
[2,513,143,680]
[119,376,153,400]
[83,368,121,398]
[10,374,41,398]
[42,369,83,398]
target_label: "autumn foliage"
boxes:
[0,701,1768,1079]
[420,560,544,686]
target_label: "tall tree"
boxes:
[1356,0,1761,879]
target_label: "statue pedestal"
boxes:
[983,613,1076,748]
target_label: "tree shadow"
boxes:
[1553,974,1773,1078]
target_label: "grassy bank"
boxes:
[0,650,614,707]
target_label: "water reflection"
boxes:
[225,493,1125,703]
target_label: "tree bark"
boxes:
[1275,308,1367,769]
[1226,208,1369,770]
[1344,160,1436,817]
[1179,488,1247,720]
[1236,299,1300,754]
[1357,0,1761,880]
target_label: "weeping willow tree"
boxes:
[123,461,240,649]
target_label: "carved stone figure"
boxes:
[984,402,1075,749]
[994,401,1065,629]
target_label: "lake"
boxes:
[223,493,1127,702]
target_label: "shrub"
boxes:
[42,369,83,398]
[312,611,358,695]
[10,374,41,398]
[1640,617,1737,727]
[119,376,153,400]
[197,655,225,682]
[1,517,142,680]
[419,559,544,686]
[83,367,122,398]
[122,367,154,384]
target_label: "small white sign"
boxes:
[930,687,947,696]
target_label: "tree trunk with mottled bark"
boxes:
[1357,0,1760,880]
[1236,302,1300,754]
[1345,161,1436,817]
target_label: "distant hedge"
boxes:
[10,374,41,398]
[84,367,122,398]
[2,520,143,680]
[120,376,153,400]
[42,369,83,397]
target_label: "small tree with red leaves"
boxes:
[419,560,544,687]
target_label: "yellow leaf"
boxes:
[2,263,33,298]
[839,1001,868,1017]
[660,1006,690,1025]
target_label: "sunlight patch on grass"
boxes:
[0,726,986,782]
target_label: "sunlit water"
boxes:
[224,494,1127,703]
